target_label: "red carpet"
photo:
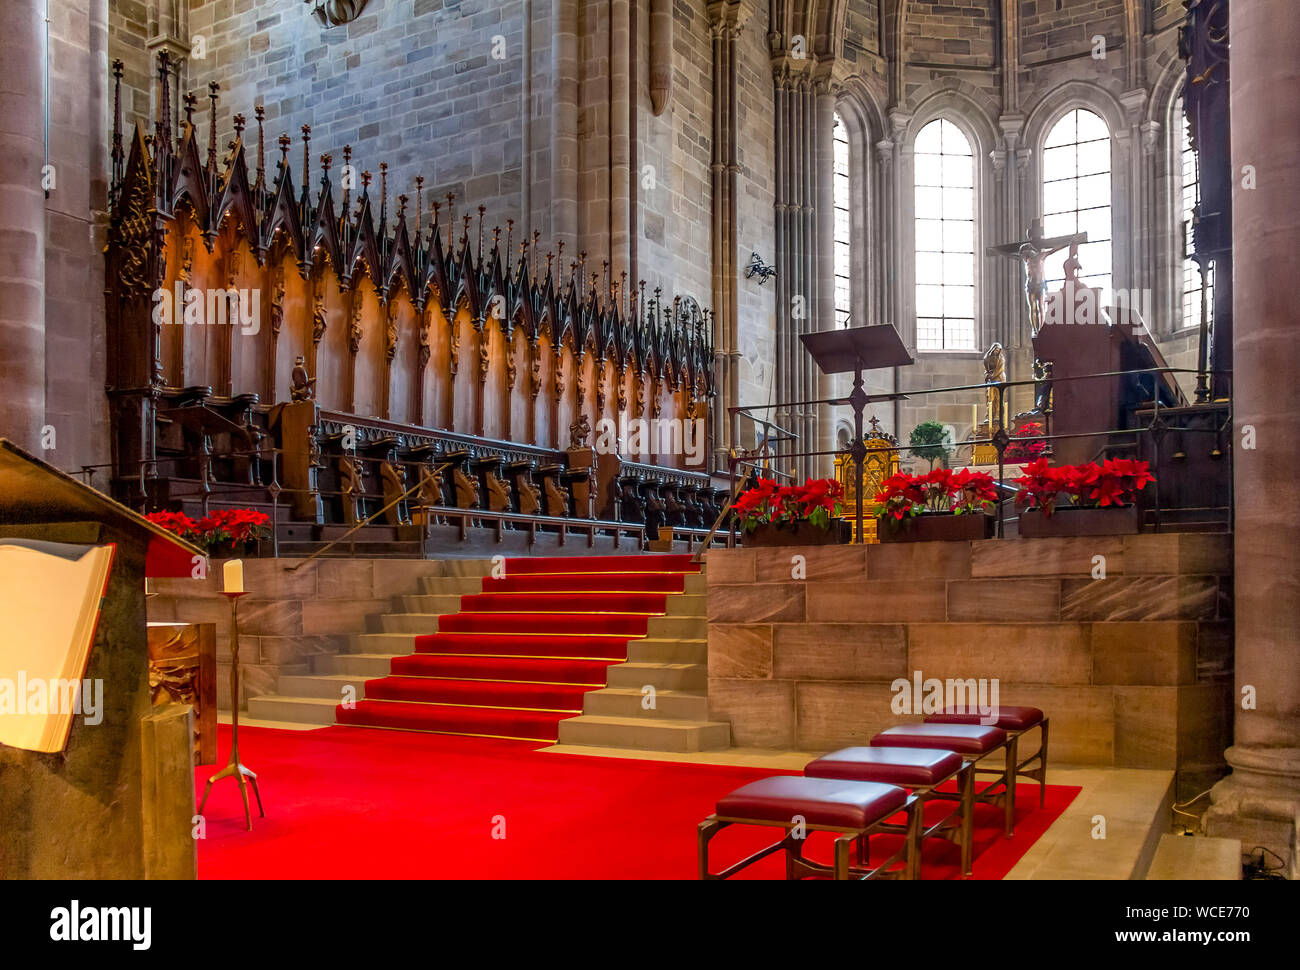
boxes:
[334,554,700,741]
[195,724,1079,880]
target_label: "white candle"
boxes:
[223,559,245,594]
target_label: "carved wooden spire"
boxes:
[254,105,266,196]
[206,82,220,176]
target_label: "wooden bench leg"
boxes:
[1004,735,1017,837]
[698,818,724,880]
[960,761,975,876]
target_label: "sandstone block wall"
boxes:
[706,533,1233,796]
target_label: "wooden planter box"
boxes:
[1017,504,1140,538]
[743,520,851,547]
[876,512,995,543]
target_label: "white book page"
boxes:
[0,542,114,751]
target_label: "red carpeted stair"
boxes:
[334,553,700,742]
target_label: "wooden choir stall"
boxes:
[103,54,724,552]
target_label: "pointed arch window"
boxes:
[913,119,975,352]
[833,112,852,328]
[1179,97,1213,330]
[1041,108,1112,301]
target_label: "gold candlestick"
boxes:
[197,591,264,831]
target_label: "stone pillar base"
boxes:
[1203,745,1300,877]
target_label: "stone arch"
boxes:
[905,86,999,158]
[1023,79,1127,154]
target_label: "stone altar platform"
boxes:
[704,534,1233,799]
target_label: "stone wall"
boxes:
[905,0,998,69]
[149,557,489,710]
[1020,0,1127,65]
[705,533,1233,796]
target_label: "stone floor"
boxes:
[544,743,1180,879]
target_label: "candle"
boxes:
[223,559,244,594]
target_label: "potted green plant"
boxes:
[733,477,851,546]
[909,420,952,470]
[873,468,997,542]
[1014,458,1153,537]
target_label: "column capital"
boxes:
[1119,88,1148,122]
[874,139,895,167]
[1140,120,1162,155]
[888,109,911,140]
[708,0,750,37]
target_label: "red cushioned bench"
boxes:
[870,722,1016,837]
[804,746,974,877]
[697,776,920,880]
[925,705,1049,810]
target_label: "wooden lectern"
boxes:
[0,439,205,879]
[1033,306,1184,466]
[800,326,914,542]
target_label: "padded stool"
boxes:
[926,706,1050,808]
[698,776,919,880]
[805,746,974,877]
[870,723,1016,837]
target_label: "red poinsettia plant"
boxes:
[1004,421,1049,462]
[146,508,271,553]
[1013,458,1155,517]
[733,477,846,532]
[873,468,999,521]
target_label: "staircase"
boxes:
[253,553,730,751]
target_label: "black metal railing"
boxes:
[723,365,1232,546]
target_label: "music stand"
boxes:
[800,326,914,542]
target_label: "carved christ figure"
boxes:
[987,218,1086,336]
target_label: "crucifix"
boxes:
[987,218,1087,336]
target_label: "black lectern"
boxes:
[800,326,913,542]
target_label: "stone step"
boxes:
[418,575,487,595]
[645,615,707,639]
[278,673,369,701]
[313,652,400,677]
[1146,834,1242,880]
[581,686,710,720]
[246,694,339,725]
[665,594,707,617]
[372,613,444,634]
[606,661,707,691]
[557,714,730,752]
[349,632,421,654]
[625,638,707,664]
[400,593,471,614]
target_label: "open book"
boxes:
[0,540,116,752]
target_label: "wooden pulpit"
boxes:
[0,439,205,879]
[1033,302,1185,467]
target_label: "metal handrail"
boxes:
[720,363,1232,544]
[285,463,450,571]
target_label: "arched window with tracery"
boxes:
[833,112,851,328]
[1179,96,1213,329]
[913,118,975,351]
[1041,108,1112,301]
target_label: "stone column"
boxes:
[550,0,579,252]
[0,0,46,450]
[1204,0,1300,874]
[708,0,746,470]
